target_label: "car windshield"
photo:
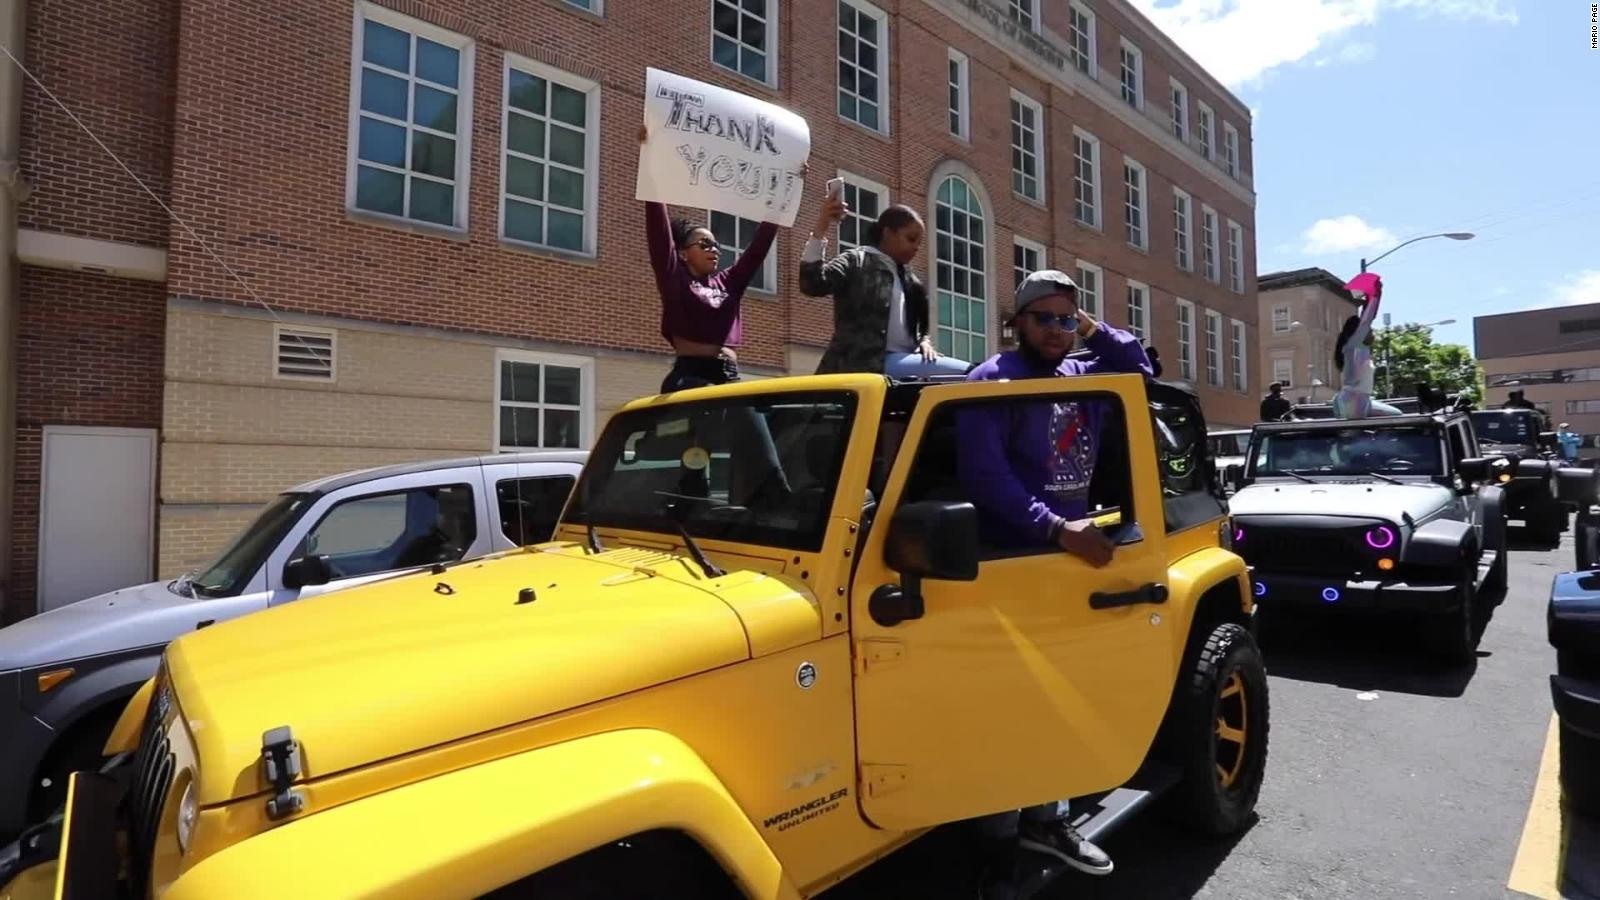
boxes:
[1209,433,1247,457]
[191,493,317,597]
[1470,411,1537,444]
[566,391,858,552]
[1253,425,1443,478]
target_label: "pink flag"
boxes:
[1345,272,1383,304]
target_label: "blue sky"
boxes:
[1132,0,1599,353]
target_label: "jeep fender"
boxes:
[1168,547,1253,623]
[164,728,800,900]
[1405,519,1476,568]
[103,676,156,755]
[1475,484,1507,552]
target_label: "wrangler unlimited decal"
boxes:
[763,788,850,831]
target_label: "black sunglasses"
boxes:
[1021,310,1081,331]
[685,239,719,251]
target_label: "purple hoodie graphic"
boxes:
[956,324,1152,546]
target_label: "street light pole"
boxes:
[1360,231,1475,273]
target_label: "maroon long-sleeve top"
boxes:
[646,201,778,348]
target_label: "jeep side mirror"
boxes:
[283,555,334,590]
[872,501,979,627]
[1457,457,1491,483]
[1223,464,1244,489]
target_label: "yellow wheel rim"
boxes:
[1215,670,1249,789]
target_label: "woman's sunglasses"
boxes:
[685,239,719,252]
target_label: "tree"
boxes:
[1372,324,1485,403]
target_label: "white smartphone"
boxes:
[825,177,845,201]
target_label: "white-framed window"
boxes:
[709,210,777,294]
[1076,261,1103,318]
[1204,310,1222,386]
[1272,305,1291,333]
[1123,157,1147,250]
[947,49,970,139]
[1227,219,1245,293]
[1223,122,1241,177]
[1067,2,1096,77]
[838,0,889,133]
[1010,91,1045,202]
[711,0,777,85]
[500,58,600,255]
[1119,38,1143,109]
[1272,355,1293,388]
[495,349,594,450]
[348,4,474,229]
[274,325,337,382]
[1197,102,1215,160]
[1173,188,1193,272]
[1170,78,1189,142]
[561,0,602,12]
[1175,298,1196,381]
[1201,204,1219,282]
[934,175,989,363]
[1072,128,1100,228]
[1126,280,1149,341]
[837,170,888,250]
[1013,236,1046,290]
[1009,0,1039,32]
[1230,319,1247,391]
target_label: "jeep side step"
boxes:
[982,763,1182,900]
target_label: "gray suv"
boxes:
[0,450,584,841]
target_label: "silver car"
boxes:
[0,450,584,841]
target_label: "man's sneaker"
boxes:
[1017,820,1114,876]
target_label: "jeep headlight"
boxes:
[176,777,198,854]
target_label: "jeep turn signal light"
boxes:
[37,668,74,693]
[1377,558,1395,572]
[1499,473,1512,483]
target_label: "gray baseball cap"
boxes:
[1011,270,1079,322]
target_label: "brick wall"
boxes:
[5,269,167,622]
[17,0,176,246]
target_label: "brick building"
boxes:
[0,0,1257,620]
[1475,302,1600,461]
[1258,267,1359,406]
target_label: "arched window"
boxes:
[933,175,988,363]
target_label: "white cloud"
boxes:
[1550,270,1600,307]
[1127,0,1517,87]
[1301,215,1398,254]
[1316,41,1378,66]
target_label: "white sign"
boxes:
[635,67,811,227]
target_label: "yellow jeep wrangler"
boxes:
[2,371,1264,899]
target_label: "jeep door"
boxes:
[265,468,492,605]
[849,375,1175,831]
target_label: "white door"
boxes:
[38,427,157,611]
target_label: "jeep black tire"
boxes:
[1559,721,1600,819]
[1422,565,1478,665]
[1164,623,1269,836]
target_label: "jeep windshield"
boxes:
[1470,411,1538,445]
[567,391,858,552]
[1253,425,1444,478]
[190,492,318,597]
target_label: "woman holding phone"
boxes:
[799,184,969,377]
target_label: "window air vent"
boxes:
[275,326,335,380]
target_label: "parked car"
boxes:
[1,373,1267,900]
[0,450,584,843]
[1208,429,1250,473]
[1469,408,1568,541]
[1548,570,1600,816]
[1228,411,1508,663]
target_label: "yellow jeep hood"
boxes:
[166,546,754,805]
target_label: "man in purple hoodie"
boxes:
[960,269,1151,881]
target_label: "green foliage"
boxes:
[1372,324,1484,402]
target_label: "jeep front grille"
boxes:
[1241,527,1376,575]
[125,685,175,895]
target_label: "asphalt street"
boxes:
[823,529,1596,900]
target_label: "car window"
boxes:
[1153,395,1226,533]
[497,475,576,546]
[193,493,316,597]
[1447,424,1468,465]
[1255,426,1443,477]
[294,484,477,580]
[903,392,1134,560]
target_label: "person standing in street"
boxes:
[1260,382,1292,422]
[1559,423,1582,462]
[958,270,1152,884]
[800,193,970,378]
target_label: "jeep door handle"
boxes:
[1089,583,1168,610]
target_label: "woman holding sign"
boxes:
[800,189,969,378]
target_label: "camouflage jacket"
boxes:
[799,247,928,374]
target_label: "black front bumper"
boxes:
[1250,570,1466,615]
[1553,674,1600,742]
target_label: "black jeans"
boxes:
[660,356,790,504]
